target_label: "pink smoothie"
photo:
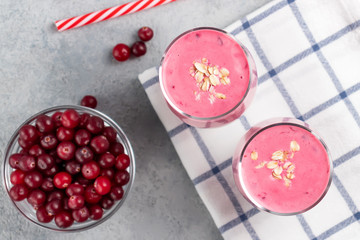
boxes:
[240,124,331,214]
[160,28,250,118]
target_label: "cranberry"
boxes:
[46,199,63,215]
[36,205,54,223]
[80,95,97,109]
[53,172,72,189]
[72,206,90,222]
[114,170,130,186]
[82,161,100,180]
[47,189,65,202]
[10,169,25,185]
[19,125,38,142]
[43,164,60,177]
[94,176,112,195]
[138,26,153,41]
[41,177,55,192]
[100,196,114,210]
[61,109,80,129]
[131,41,147,57]
[24,171,43,188]
[18,137,36,150]
[9,184,29,201]
[66,183,84,197]
[37,154,55,171]
[40,134,58,150]
[103,126,117,142]
[109,186,124,201]
[90,135,109,154]
[79,113,90,128]
[74,129,91,146]
[115,153,130,170]
[36,115,55,133]
[57,141,76,160]
[86,116,104,134]
[75,146,94,164]
[29,144,45,157]
[18,155,36,172]
[98,152,115,168]
[55,211,74,228]
[65,161,81,175]
[68,195,85,210]
[109,142,124,156]
[56,127,74,141]
[27,189,46,209]
[63,197,70,210]
[84,185,102,204]
[51,111,63,127]
[89,205,103,220]
[100,168,115,180]
[9,153,23,169]
[113,43,131,62]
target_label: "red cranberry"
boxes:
[68,195,85,210]
[74,129,91,146]
[115,153,130,170]
[56,127,74,141]
[100,168,115,180]
[54,211,74,228]
[53,172,72,189]
[36,115,55,133]
[98,152,115,168]
[109,186,124,201]
[80,95,97,109]
[57,141,76,160]
[24,171,43,188]
[51,111,63,127]
[63,197,70,210]
[138,26,153,41]
[28,144,45,157]
[82,161,100,180]
[18,155,36,172]
[84,185,102,204]
[72,206,90,222]
[19,125,38,142]
[66,183,84,197]
[109,142,124,156]
[36,205,54,223]
[18,137,36,150]
[113,43,131,62]
[114,170,130,186]
[75,146,94,164]
[103,127,117,143]
[41,177,55,192]
[61,109,80,129]
[94,176,111,195]
[89,205,103,220]
[47,189,65,202]
[40,134,58,150]
[131,41,147,57]
[90,135,109,154]
[9,184,29,201]
[86,116,104,134]
[43,164,60,177]
[10,169,25,185]
[100,196,114,210]
[65,161,81,175]
[79,113,90,128]
[27,189,46,209]
[9,153,23,169]
[46,199,63,215]
[37,154,55,171]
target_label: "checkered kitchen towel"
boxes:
[138,0,360,239]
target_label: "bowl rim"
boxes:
[2,105,136,232]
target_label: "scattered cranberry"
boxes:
[82,161,100,180]
[131,41,147,57]
[86,116,104,134]
[9,184,29,201]
[115,154,130,170]
[56,127,74,141]
[89,205,103,220]
[113,44,131,62]
[53,172,72,189]
[36,205,54,223]
[24,171,43,189]
[138,26,154,41]
[51,111,63,127]
[57,141,76,160]
[68,195,85,210]
[72,206,90,222]
[10,169,26,185]
[36,115,55,133]
[94,176,111,195]
[90,135,109,154]
[55,211,74,228]
[80,95,97,109]
[61,109,80,129]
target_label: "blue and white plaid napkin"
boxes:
[138,0,360,239]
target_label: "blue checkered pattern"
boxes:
[138,0,360,239]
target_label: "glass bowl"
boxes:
[2,105,135,231]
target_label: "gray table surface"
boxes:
[0,0,272,239]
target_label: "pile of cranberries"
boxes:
[113,26,154,62]
[7,108,131,229]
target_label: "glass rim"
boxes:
[159,26,256,121]
[2,105,136,231]
[233,117,333,216]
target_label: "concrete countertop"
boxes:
[0,0,272,239]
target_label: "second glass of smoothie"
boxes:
[159,27,257,128]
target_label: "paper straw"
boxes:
[55,0,177,32]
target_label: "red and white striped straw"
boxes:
[55,0,177,32]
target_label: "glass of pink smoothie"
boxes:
[232,118,333,215]
[159,27,257,128]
